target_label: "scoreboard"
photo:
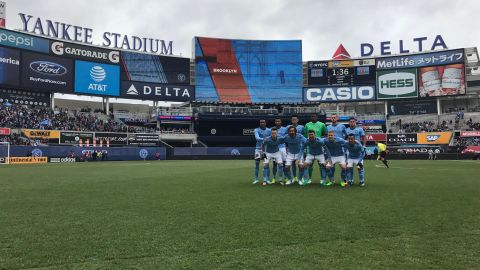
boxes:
[307,59,376,86]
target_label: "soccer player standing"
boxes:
[345,117,366,185]
[345,134,366,187]
[286,115,305,183]
[271,117,288,183]
[326,114,347,183]
[375,141,389,168]
[261,128,285,186]
[283,126,307,185]
[324,130,349,187]
[253,119,271,184]
[302,130,329,186]
[304,113,327,180]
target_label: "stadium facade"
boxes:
[0,24,479,162]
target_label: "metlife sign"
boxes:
[21,51,73,93]
[376,68,418,99]
[120,81,194,102]
[303,86,375,102]
[74,60,120,96]
[376,49,464,70]
[0,28,49,53]
[0,46,20,86]
[50,41,120,64]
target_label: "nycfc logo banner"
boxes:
[120,81,194,102]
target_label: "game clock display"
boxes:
[308,59,376,87]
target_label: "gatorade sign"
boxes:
[376,68,418,99]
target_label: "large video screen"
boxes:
[120,51,190,85]
[376,49,466,98]
[194,37,302,103]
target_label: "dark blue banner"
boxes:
[6,146,166,161]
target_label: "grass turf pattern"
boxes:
[0,160,479,269]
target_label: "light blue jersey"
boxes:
[254,127,271,149]
[346,126,366,143]
[324,137,347,157]
[272,126,288,149]
[345,141,365,160]
[302,137,328,156]
[327,123,347,139]
[263,136,285,154]
[283,134,307,154]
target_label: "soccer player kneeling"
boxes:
[301,130,329,186]
[261,128,285,186]
[324,130,348,187]
[345,134,366,187]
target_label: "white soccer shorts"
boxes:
[329,155,346,166]
[304,153,326,165]
[254,149,263,160]
[285,152,303,166]
[347,158,361,167]
[264,151,283,164]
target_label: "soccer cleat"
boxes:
[303,179,311,186]
[252,179,259,185]
[279,180,285,186]
[298,179,304,186]
[325,181,333,187]
[293,177,298,183]
[359,181,366,187]
[285,180,293,186]
[340,181,348,187]
[348,181,354,186]
[320,180,326,186]
[271,178,276,184]
[262,181,268,186]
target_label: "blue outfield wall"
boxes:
[5,146,167,161]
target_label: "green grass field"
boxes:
[1,160,480,270]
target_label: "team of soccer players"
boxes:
[254,113,381,187]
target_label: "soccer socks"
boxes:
[341,168,347,182]
[277,164,284,180]
[292,165,297,178]
[358,167,365,183]
[303,167,309,180]
[347,167,354,182]
[382,160,389,168]
[285,168,292,180]
[263,166,270,182]
[327,166,335,181]
[308,166,313,178]
[299,167,304,180]
[320,165,327,181]
[272,163,277,179]
[254,160,260,179]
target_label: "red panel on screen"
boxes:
[197,37,251,103]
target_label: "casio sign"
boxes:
[305,86,375,102]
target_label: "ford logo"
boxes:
[30,61,67,76]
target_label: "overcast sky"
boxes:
[5,0,480,60]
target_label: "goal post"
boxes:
[0,141,10,165]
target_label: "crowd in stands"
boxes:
[391,119,450,133]
[0,104,129,132]
[159,126,192,134]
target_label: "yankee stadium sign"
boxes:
[18,13,173,55]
